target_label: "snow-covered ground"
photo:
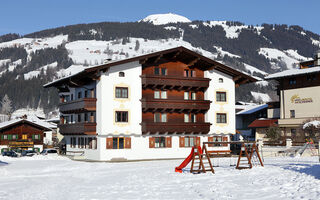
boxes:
[0,156,319,200]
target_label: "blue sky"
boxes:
[1,0,319,35]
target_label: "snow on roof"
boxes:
[237,104,268,115]
[139,13,191,25]
[0,114,56,130]
[265,66,320,80]
[303,120,320,129]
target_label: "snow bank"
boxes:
[303,120,320,129]
[0,157,319,200]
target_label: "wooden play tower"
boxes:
[189,141,264,174]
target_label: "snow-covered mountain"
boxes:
[139,13,191,25]
[0,13,319,112]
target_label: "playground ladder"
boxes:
[236,143,264,169]
[190,145,214,174]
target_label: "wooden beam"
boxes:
[233,75,242,82]
[172,50,182,59]
[154,54,163,63]
[140,58,148,65]
[188,57,200,66]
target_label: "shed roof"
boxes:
[248,119,278,128]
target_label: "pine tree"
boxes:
[134,40,140,51]
[1,94,13,119]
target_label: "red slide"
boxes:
[175,146,202,173]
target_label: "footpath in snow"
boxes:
[0,156,319,200]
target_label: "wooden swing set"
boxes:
[189,141,264,174]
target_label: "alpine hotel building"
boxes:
[45,47,255,161]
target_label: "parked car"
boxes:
[2,151,19,157]
[22,150,39,157]
[41,149,58,155]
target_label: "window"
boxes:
[71,137,77,148]
[154,67,160,75]
[77,114,82,123]
[84,90,88,98]
[184,92,189,100]
[155,137,166,148]
[119,72,125,77]
[307,75,316,81]
[154,90,167,99]
[154,113,167,122]
[184,69,189,77]
[290,110,295,118]
[113,137,124,149]
[78,91,82,99]
[216,92,227,102]
[184,114,189,123]
[184,136,195,147]
[289,78,296,85]
[219,78,223,83]
[161,68,167,75]
[217,113,227,123]
[33,134,40,140]
[184,69,196,77]
[185,114,196,123]
[291,129,296,137]
[115,87,128,98]
[12,135,17,140]
[184,91,196,100]
[190,70,196,77]
[191,92,196,100]
[115,111,128,122]
[22,134,27,140]
[3,135,8,140]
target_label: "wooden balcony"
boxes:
[141,122,211,134]
[58,123,97,135]
[59,98,97,114]
[141,75,210,90]
[141,99,211,112]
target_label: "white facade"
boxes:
[63,61,236,161]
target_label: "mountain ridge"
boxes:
[0,14,319,114]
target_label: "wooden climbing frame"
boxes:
[190,141,264,173]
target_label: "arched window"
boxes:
[219,78,223,83]
[119,72,125,77]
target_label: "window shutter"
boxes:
[1,135,3,140]
[16,134,18,140]
[38,134,41,140]
[32,134,35,140]
[179,136,185,147]
[125,137,131,149]
[166,137,172,148]
[106,138,113,149]
[8,135,12,140]
[183,70,187,77]
[208,136,214,147]
[223,136,228,146]
[196,137,201,146]
[149,137,155,148]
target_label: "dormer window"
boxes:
[119,72,125,77]
[219,78,223,83]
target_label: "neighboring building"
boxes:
[263,52,320,142]
[0,118,53,153]
[44,46,256,161]
[235,102,268,141]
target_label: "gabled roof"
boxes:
[248,119,278,128]
[265,66,320,80]
[0,119,53,132]
[237,104,268,115]
[44,46,257,88]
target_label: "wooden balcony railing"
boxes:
[58,122,97,135]
[59,98,97,113]
[141,99,211,112]
[141,122,211,134]
[141,75,210,90]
